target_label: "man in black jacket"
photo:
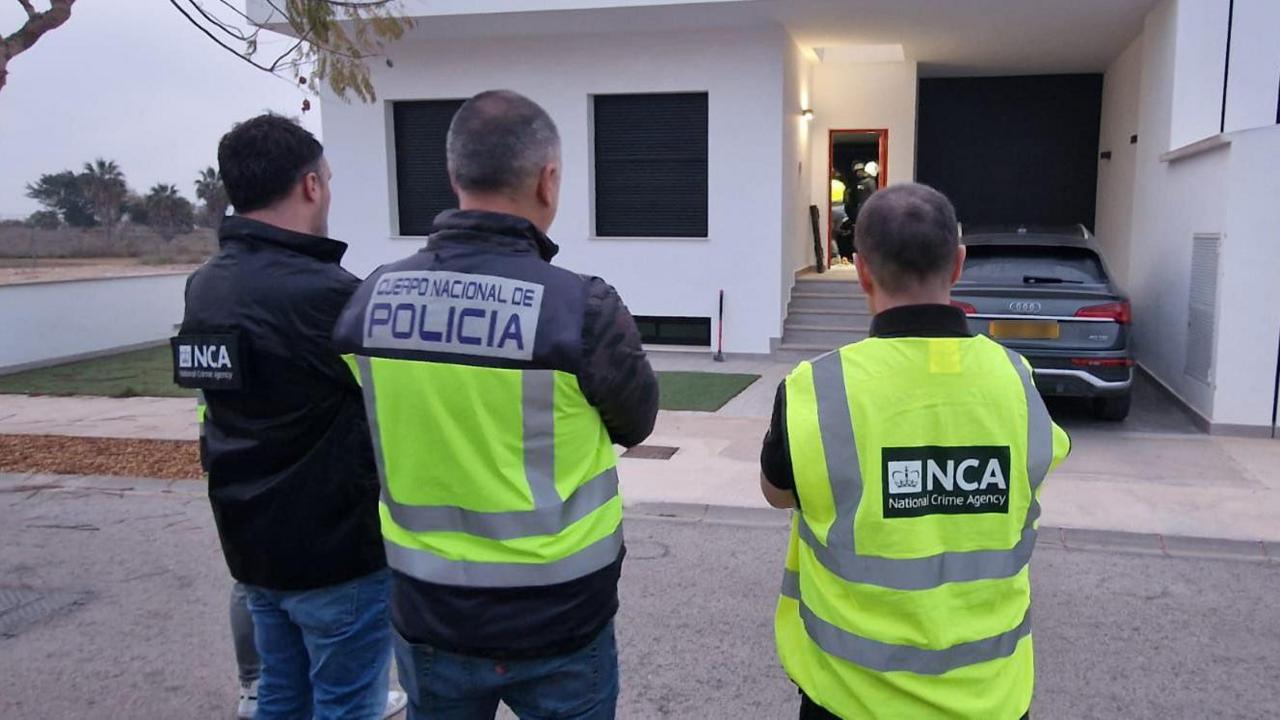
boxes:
[176,115,404,720]
[333,90,659,719]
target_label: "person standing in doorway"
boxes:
[761,183,1070,719]
[176,114,406,720]
[334,90,659,719]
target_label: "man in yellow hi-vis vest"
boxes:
[333,91,659,719]
[760,183,1070,720]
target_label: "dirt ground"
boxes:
[0,257,200,285]
[0,434,201,479]
[0,224,214,285]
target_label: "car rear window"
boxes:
[961,245,1107,285]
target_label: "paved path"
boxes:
[3,388,1280,542]
[1,476,1276,719]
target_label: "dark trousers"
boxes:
[801,693,1028,720]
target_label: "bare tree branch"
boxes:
[169,0,412,102]
[1,0,75,93]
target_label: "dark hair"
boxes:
[853,183,959,293]
[447,90,560,195]
[217,114,324,214]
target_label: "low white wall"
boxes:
[0,274,188,372]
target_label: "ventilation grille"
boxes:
[1185,233,1221,385]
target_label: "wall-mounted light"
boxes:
[801,109,815,121]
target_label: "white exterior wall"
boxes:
[0,274,187,371]
[321,28,789,354]
[1095,36,1144,289]
[807,61,918,252]
[1112,0,1280,432]
[1168,0,1229,149]
[1213,125,1280,428]
[1128,0,1227,419]
[1223,0,1280,133]
[781,38,815,307]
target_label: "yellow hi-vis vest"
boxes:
[346,355,623,588]
[775,336,1070,719]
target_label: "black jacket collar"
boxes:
[218,215,348,264]
[429,209,560,262]
[870,303,973,339]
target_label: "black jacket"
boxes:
[333,209,660,658]
[181,216,385,591]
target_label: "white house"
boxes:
[251,0,1280,436]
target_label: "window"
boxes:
[634,316,711,347]
[593,93,708,238]
[392,99,465,236]
[961,246,1108,286]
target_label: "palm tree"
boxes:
[81,158,127,243]
[145,183,196,241]
[194,166,229,229]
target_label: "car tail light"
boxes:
[950,300,977,315]
[1071,357,1135,368]
[1075,301,1131,324]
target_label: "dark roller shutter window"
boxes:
[393,99,465,236]
[594,93,708,238]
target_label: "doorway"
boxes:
[828,129,887,271]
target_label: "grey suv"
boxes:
[952,226,1133,421]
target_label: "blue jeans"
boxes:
[394,620,619,720]
[245,569,392,720]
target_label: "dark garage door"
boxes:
[917,74,1103,230]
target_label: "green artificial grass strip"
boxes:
[0,345,194,398]
[657,371,760,412]
[0,346,760,413]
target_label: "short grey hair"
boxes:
[446,90,561,195]
[853,183,960,293]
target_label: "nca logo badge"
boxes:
[882,446,1012,518]
[886,461,923,494]
[170,333,243,390]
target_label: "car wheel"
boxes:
[1092,393,1131,422]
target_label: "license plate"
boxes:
[989,320,1060,340]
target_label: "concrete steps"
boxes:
[778,273,872,353]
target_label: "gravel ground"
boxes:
[0,435,200,479]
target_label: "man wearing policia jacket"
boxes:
[761,183,1070,719]
[334,90,658,719]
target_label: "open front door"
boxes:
[828,129,888,270]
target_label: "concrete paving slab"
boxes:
[0,394,195,440]
[3,391,1280,544]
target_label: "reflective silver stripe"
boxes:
[381,467,619,540]
[795,346,1054,590]
[781,565,801,598]
[358,356,620,540]
[1003,348,1054,531]
[385,525,624,588]
[810,351,859,553]
[354,357,391,493]
[796,516,1037,591]
[781,570,1031,675]
[523,369,560,508]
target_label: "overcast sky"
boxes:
[0,1,323,217]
